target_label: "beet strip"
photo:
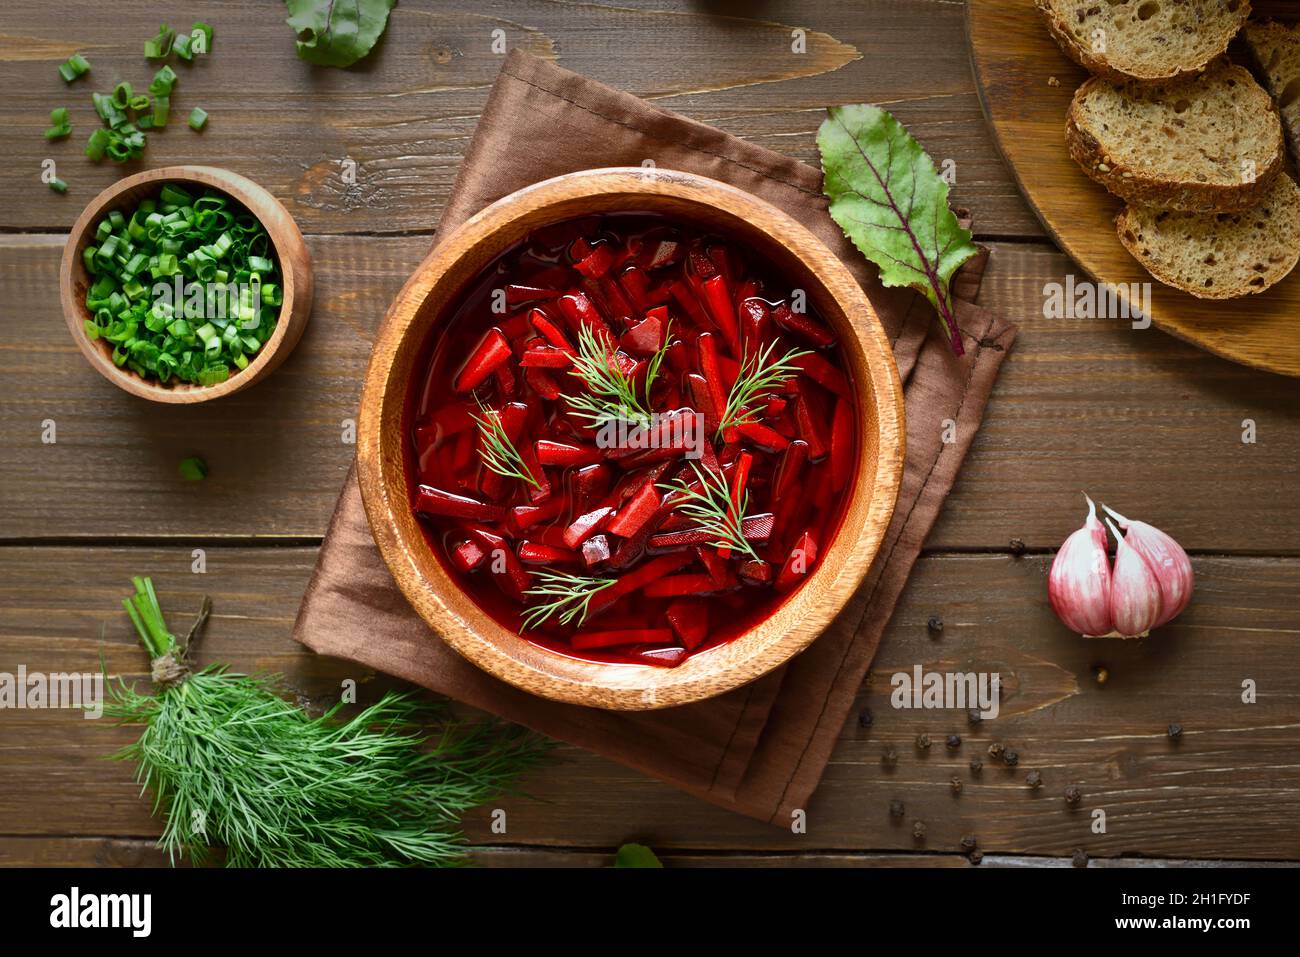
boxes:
[453,327,512,392]
[588,552,694,612]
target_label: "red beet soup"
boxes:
[405,213,857,667]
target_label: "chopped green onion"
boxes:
[187,108,208,132]
[92,91,126,129]
[192,22,214,54]
[160,184,193,206]
[84,127,110,160]
[174,33,194,61]
[128,94,151,112]
[111,82,133,109]
[148,65,177,97]
[44,107,72,140]
[58,53,90,83]
[80,185,283,386]
[152,95,170,129]
[178,456,208,481]
[145,24,176,60]
[49,179,68,194]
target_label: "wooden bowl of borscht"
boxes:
[357,168,904,710]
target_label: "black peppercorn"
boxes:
[946,734,962,750]
[960,835,978,852]
[967,708,983,726]
[1004,749,1020,767]
[916,733,932,750]
[912,820,927,840]
[950,776,963,794]
[970,758,983,773]
[1026,770,1043,789]
[1009,537,1026,555]
[1167,722,1183,740]
[988,742,1005,759]
[1071,848,1088,868]
[889,799,905,819]
[968,848,984,865]
[882,747,899,767]
[927,616,944,633]
[858,708,873,729]
[1064,785,1082,806]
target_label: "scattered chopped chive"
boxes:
[174,33,194,61]
[178,456,208,481]
[81,185,282,385]
[84,127,111,161]
[187,108,208,132]
[152,95,170,128]
[192,22,214,54]
[44,107,72,140]
[49,178,68,194]
[148,65,177,97]
[58,53,90,83]
[91,91,127,129]
[144,24,176,60]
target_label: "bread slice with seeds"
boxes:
[1035,0,1250,84]
[1116,172,1300,299]
[1243,19,1300,160]
[1066,62,1285,212]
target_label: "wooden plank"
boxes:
[937,241,1300,551]
[3,235,1295,551]
[0,0,1040,238]
[1,837,1281,867]
[2,546,1297,861]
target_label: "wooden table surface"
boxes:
[2,0,1297,868]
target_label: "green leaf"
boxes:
[284,0,397,68]
[614,843,663,868]
[817,104,979,356]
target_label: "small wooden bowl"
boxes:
[59,165,313,403]
[358,168,905,710]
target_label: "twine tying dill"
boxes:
[146,594,209,689]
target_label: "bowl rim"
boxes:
[58,164,308,404]
[357,167,906,710]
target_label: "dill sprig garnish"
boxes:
[471,397,541,490]
[104,578,550,867]
[520,569,618,631]
[717,340,811,437]
[562,322,671,430]
[658,462,758,560]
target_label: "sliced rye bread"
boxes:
[1116,172,1300,298]
[1066,62,1285,212]
[1243,19,1300,162]
[1036,0,1250,84]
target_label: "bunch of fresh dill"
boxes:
[105,577,549,867]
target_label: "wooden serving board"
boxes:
[967,0,1300,377]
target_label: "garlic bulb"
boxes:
[1048,497,1194,639]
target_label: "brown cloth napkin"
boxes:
[293,50,1017,824]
